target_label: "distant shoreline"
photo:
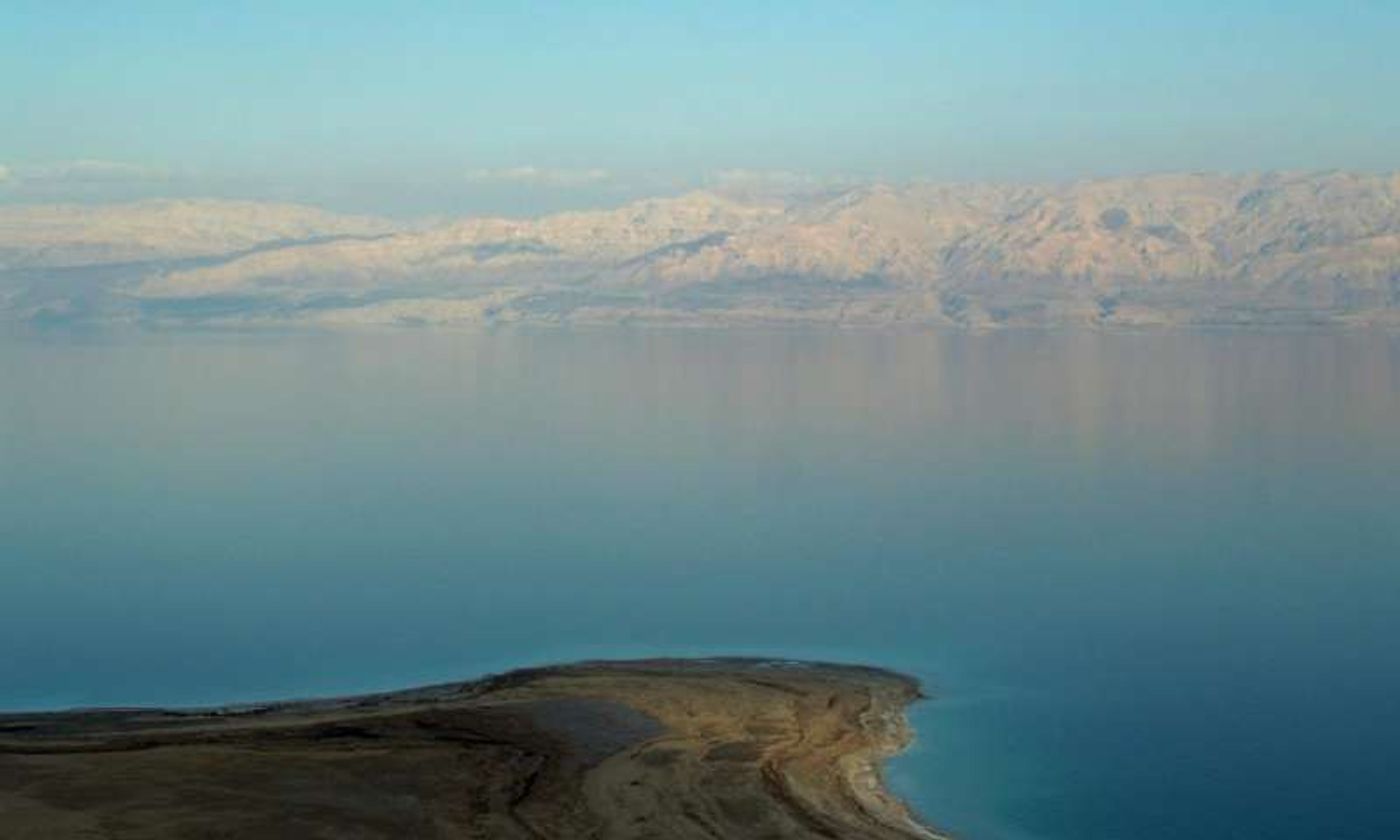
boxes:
[0,658,943,839]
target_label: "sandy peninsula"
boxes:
[0,658,942,839]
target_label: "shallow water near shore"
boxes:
[3,326,1399,839]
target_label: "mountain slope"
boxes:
[5,173,1400,328]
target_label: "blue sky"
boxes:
[2,1,1397,215]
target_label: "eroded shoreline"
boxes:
[0,658,943,839]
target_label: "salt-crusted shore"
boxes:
[0,658,944,839]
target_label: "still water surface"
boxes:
[2,327,1398,839]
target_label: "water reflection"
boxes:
[1,326,1398,839]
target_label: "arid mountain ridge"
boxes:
[3,171,1399,328]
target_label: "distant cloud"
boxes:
[712,169,817,188]
[464,166,613,187]
[707,169,856,197]
[14,159,173,184]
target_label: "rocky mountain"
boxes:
[0,199,397,270]
[4,172,1399,328]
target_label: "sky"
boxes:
[2,1,1398,216]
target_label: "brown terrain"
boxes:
[0,659,941,839]
[3,171,1399,328]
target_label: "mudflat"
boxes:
[0,658,941,839]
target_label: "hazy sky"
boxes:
[2,1,1397,215]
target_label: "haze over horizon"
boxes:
[7,5,1400,840]
[4,1,1399,216]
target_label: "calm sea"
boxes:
[2,327,1398,839]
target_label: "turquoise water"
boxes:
[2,327,1398,839]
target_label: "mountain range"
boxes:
[3,171,1399,328]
